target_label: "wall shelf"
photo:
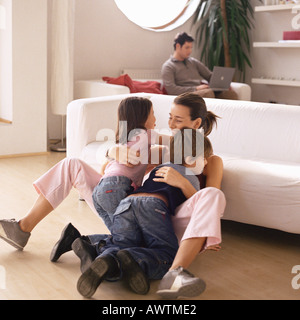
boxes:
[253,41,300,48]
[253,3,300,99]
[255,4,296,12]
[252,78,300,87]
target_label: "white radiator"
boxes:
[122,68,162,80]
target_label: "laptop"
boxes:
[208,66,235,91]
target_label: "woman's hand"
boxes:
[153,166,185,188]
[153,166,197,199]
[207,244,222,251]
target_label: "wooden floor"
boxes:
[0,152,299,300]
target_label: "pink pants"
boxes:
[34,158,226,249]
[172,187,225,250]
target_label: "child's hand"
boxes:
[99,159,109,176]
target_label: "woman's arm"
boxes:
[177,176,198,199]
[202,155,223,189]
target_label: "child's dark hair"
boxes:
[174,92,219,136]
[169,128,212,166]
[116,97,152,144]
[204,136,213,159]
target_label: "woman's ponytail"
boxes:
[203,111,219,136]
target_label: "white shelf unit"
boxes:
[252,4,300,89]
[252,78,300,87]
[255,4,296,12]
[253,41,300,48]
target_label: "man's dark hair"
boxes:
[173,32,194,50]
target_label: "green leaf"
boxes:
[191,0,257,79]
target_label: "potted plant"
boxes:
[192,0,261,81]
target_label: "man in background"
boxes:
[161,32,237,100]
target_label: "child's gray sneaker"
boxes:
[156,266,206,299]
[0,219,31,250]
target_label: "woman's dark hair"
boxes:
[173,32,194,50]
[116,97,152,144]
[174,92,219,136]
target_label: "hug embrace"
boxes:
[0,92,226,299]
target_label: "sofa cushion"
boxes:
[221,154,300,233]
[80,141,115,172]
[206,99,300,164]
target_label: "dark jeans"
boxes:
[92,175,133,231]
[97,196,179,280]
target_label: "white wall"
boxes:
[0,0,47,156]
[73,0,199,80]
[0,0,12,122]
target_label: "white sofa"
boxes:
[74,69,252,101]
[67,93,300,234]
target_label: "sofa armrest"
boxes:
[66,93,151,159]
[231,82,251,101]
[74,80,130,99]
